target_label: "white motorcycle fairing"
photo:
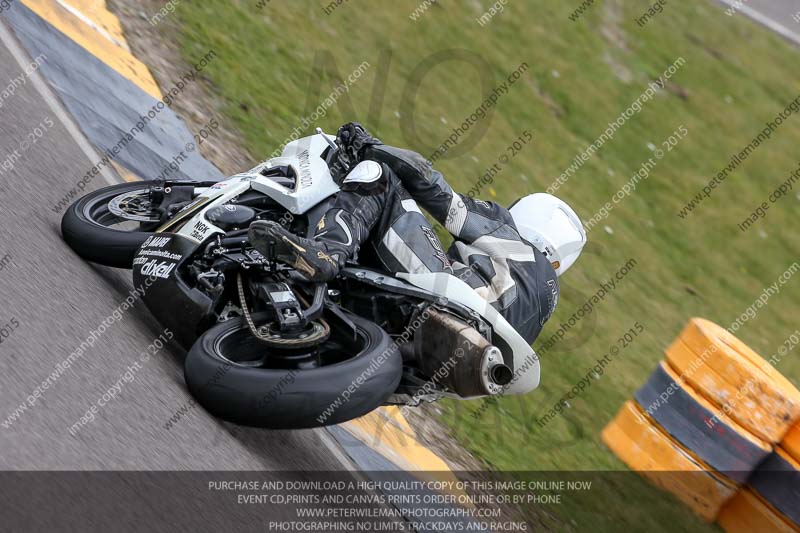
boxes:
[250,134,340,214]
[172,134,341,244]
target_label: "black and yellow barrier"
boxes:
[634,361,771,482]
[665,318,800,444]
[602,401,738,521]
[603,318,800,526]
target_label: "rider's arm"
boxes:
[364,145,519,244]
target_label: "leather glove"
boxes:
[336,122,382,163]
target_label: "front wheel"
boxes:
[184,310,401,429]
[61,181,164,268]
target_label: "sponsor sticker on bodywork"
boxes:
[139,259,177,279]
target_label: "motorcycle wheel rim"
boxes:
[213,321,368,371]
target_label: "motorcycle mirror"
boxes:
[316,127,339,151]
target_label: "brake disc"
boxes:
[108,189,160,222]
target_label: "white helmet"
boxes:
[509,193,586,276]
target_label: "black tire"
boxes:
[61,181,160,268]
[184,311,401,429]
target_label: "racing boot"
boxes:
[249,220,351,282]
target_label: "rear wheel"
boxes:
[61,181,164,268]
[184,310,401,429]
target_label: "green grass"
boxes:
[168,0,800,530]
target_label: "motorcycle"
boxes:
[61,130,540,428]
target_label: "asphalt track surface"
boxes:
[0,25,354,473]
[745,0,799,24]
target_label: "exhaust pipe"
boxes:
[479,346,513,395]
[490,363,514,386]
[413,308,511,397]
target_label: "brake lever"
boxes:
[316,127,338,150]
[316,127,351,175]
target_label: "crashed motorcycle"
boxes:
[61,130,540,428]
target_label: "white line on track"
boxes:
[717,0,800,47]
[0,17,119,186]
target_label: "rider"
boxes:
[249,123,586,344]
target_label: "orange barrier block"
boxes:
[717,489,800,533]
[602,401,737,522]
[665,318,800,443]
[783,423,800,463]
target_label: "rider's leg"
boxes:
[249,164,451,281]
